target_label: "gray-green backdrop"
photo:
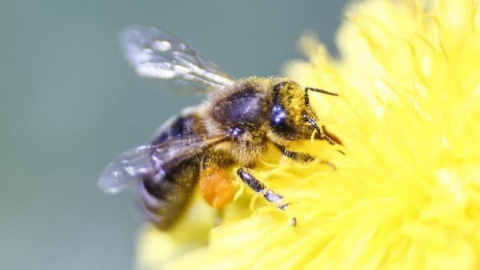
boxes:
[0,1,348,269]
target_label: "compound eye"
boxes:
[270,104,298,140]
[271,104,287,126]
[270,81,300,140]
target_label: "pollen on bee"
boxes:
[199,164,234,209]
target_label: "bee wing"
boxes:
[122,25,236,91]
[98,135,227,194]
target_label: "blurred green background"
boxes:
[0,1,348,269]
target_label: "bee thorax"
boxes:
[210,87,266,127]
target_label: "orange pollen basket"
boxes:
[198,164,234,208]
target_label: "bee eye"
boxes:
[271,104,287,125]
[270,81,300,139]
[270,104,297,139]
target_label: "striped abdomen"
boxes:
[139,108,206,229]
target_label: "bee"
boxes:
[98,25,339,229]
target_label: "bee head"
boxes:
[269,81,339,144]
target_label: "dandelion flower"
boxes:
[137,0,480,269]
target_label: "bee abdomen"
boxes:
[139,109,206,229]
[139,158,200,229]
[152,107,206,145]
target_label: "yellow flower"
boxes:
[137,0,480,269]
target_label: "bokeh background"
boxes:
[0,1,348,269]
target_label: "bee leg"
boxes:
[303,115,336,145]
[274,144,314,162]
[237,168,296,227]
[236,168,288,210]
[275,144,337,170]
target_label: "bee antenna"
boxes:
[305,87,338,96]
[303,87,338,145]
[304,87,338,108]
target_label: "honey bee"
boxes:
[99,25,339,229]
